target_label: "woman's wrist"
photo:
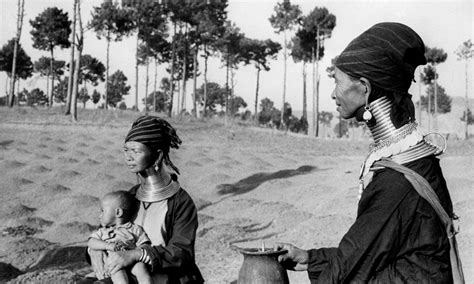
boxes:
[134,248,144,262]
[138,247,151,264]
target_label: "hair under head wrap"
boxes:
[125,115,182,173]
[335,22,427,127]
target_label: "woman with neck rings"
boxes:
[89,116,204,283]
[274,23,461,283]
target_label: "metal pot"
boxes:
[237,248,289,284]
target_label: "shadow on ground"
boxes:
[2,246,90,282]
[28,246,89,271]
[217,165,318,196]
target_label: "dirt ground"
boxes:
[1,108,472,283]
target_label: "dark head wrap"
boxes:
[125,115,182,174]
[335,22,427,127]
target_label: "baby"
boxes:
[88,190,151,284]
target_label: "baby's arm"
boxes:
[88,237,116,252]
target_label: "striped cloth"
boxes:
[335,22,426,95]
[125,116,181,152]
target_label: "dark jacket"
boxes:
[129,182,204,284]
[307,156,453,283]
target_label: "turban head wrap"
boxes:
[125,115,182,173]
[335,22,427,127]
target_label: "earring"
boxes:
[362,92,373,122]
[363,106,373,122]
[154,161,159,171]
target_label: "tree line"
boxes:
[0,0,472,138]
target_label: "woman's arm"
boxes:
[306,171,416,283]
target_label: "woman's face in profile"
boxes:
[123,141,154,173]
[332,68,366,119]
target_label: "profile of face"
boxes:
[99,196,118,227]
[331,67,367,119]
[123,141,156,173]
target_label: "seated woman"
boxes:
[89,115,204,283]
[275,23,461,283]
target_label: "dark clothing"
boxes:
[129,184,204,284]
[307,156,453,283]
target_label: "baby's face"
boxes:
[100,197,117,227]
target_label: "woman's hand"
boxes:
[274,243,309,271]
[105,248,141,275]
[89,249,107,279]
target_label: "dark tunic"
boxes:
[129,182,204,284]
[307,156,454,283]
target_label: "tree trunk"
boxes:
[230,67,235,117]
[8,48,18,107]
[315,31,320,138]
[302,62,307,135]
[105,36,110,109]
[168,23,177,117]
[280,30,287,127]
[49,49,54,107]
[8,42,18,108]
[433,65,438,131]
[254,67,260,123]
[145,56,149,115]
[46,73,50,100]
[203,45,208,118]
[180,39,187,116]
[83,81,88,108]
[225,53,229,127]
[176,77,181,116]
[72,55,81,121]
[8,0,24,108]
[135,34,139,111]
[4,75,9,106]
[192,46,197,117]
[177,74,180,114]
[65,0,77,115]
[465,61,469,140]
[16,78,20,106]
[311,46,316,137]
[71,0,83,122]
[153,57,157,112]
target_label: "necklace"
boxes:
[357,97,446,199]
[136,174,180,202]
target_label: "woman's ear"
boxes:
[359,77,372,97]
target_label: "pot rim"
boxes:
[236,247,288,256]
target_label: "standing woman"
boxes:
[275,23,463,283]
[89,116,204,283]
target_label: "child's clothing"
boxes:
[90,222,151,250]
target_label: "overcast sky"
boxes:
[0,0,472,113]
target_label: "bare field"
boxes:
[1,107,472,283]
